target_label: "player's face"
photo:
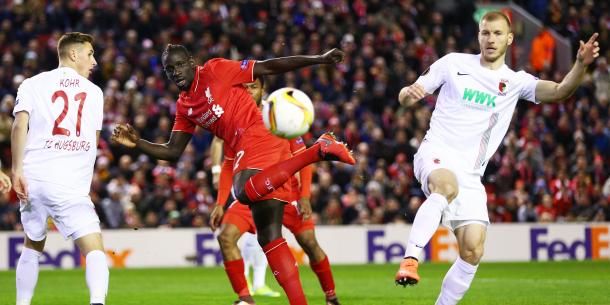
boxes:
[163,51,196,91]
[243,78,264,107]
[74,42,97,78]
[478,19,513,64]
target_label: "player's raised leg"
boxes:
[217,223,256,305]
[396,168,457,286]
[16,237,45,305]
[74,232,109,305]
[248,197,306,305]
[435,223,486,305]
[235,133,355,206]
[295,229,340,305]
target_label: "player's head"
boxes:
[57,32,97,78]
[478,11,513,64]
[162,44,196,92]
[243,77,266,107]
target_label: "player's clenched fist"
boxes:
[209,204,224,231]
[398,83,426,107]
[111,123,139,148]
[320,48,345,64]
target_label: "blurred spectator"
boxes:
[0,1,607,229]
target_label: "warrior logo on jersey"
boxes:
[433,158,441,164]
[188,108,193,116]
[498,79,508,96]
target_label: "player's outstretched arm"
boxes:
[111,123,192,162]
[11,111,29,201]
[398,83,427,107]
[253,48,344,78]
[535,33,600,104]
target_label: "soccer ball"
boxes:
[262,87,314,139]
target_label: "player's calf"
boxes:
[395,257,420,287]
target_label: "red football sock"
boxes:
[263,238,307,305]
[223,259,250,297]
[311,256,336,298]
[244,144,320,202]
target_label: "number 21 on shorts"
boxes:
[52,90,87,137]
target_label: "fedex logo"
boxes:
[195,233,222,266]
[530,226,609,260]
[8,237,132,269]
[367,228,457,263]
[9,237,81,269]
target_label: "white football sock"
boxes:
[16,247,42,305]
[404,193,448,259]
[86,250,109,305]
[435,257,478,305]
[251,245,268,290]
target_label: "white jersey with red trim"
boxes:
[14,67,103,195]
[416,53,539,175]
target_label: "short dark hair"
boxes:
[57,32,94,59]
[480,11,512,32]
[162,44,192,60]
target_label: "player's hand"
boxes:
[0,171,11,193]
[209,204,224,231]
[111,123,140,148]
[298,198,312,221]
[576,33,600,66]
[398,83,426,107]
[320,48,345,64]
[12,172,28,201]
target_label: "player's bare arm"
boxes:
[210,136,224,187]
[398,83,428,107]
[111,123,192,162]
[253,48,344,78]
[11,111,29,201]
[535,33,600,103]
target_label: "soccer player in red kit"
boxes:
[111,44,354,305]
[209,77,340,305]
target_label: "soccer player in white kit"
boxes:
[394,12,599,305]
[11,32,109,305]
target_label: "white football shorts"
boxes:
[414,141,490,231]
[20,180,101,241]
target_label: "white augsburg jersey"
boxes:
[416,53,539,176]
[13,67,103,195]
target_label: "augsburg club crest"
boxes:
[498,79,508,96]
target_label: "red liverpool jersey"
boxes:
[172,58,262,150]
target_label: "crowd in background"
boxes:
[0,0,609,231]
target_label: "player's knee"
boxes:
[428,170,459,202]
[429,182,459,202]
[217,230,238,249]
[459,245,484,265]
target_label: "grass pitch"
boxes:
[1,261,608,304]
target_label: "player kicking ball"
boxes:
[394,11,599,305]
[12,32,109,305]
[210,77,340,305]
[112,45,354,305]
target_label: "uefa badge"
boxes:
[498,79,509,96]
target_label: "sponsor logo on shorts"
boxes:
[433,158,440,164]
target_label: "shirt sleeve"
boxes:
[289,137,306,155]
[13,79,34,116]
[517,71,540,104]
[205,58,255,86]
[415,54,451,94]
[171,109,196,134]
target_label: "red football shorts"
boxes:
[232,123,294,203]
[222,200,315,235]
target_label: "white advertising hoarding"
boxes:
[0,223,608,270]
